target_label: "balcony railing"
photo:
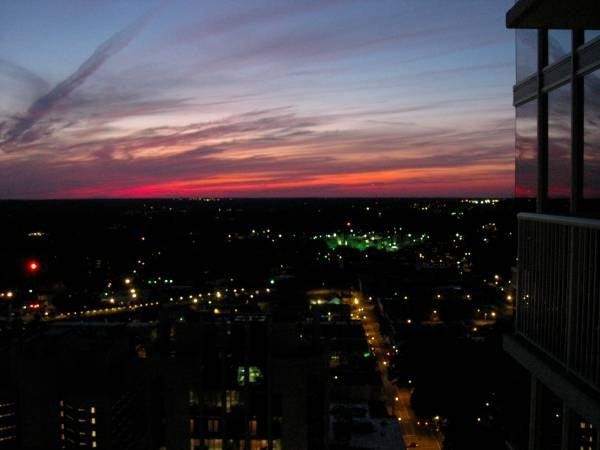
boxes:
[517,213,600,389]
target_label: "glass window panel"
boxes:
[548,30,571,64]
[584,70,600,200]
[515,101,537,198]
[249,419,258,436]
[203,391,222,408]
[189,390,199,406]
[225,390,240,412]
[548,84,571,199]
[237,366,263,385]
[203,439,222,450]
[516,29,537,82]
[207,418,219,433]
[585,30,600,42]
[249,440,267,450]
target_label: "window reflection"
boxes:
[515,101,537,198]
[585,30,600,42]
[516,29,537,82]
[548,84,571,199]
[584,70,600,200]
[548,30,571,65]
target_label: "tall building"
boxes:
[0,308,330,450]
[0,323,154,450]
[505,2,600,449]
[156,306,330,450]
[0,397,17,449]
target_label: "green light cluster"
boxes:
[323,233,406,252]
[237,366,264,386]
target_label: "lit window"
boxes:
[250,439,269,450]
[90,407,95,414]
[207,418,219,433]
[225,390,240,412]
[189,390,199,406]
[249,419,258,436]
[329,354,341,368]
[203,439,222,450]
[237,366,263,386]
[91,418,96,425]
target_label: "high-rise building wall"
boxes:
[0,306,330,450]
[0,398,17,449]
[157,308,330,450]
[2,324,152,450]
[506,2,600,449]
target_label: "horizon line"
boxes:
[0,196,517,202]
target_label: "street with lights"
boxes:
[349,292,443,450]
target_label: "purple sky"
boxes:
[0,0,515,198]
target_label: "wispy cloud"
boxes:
[0,0,515,198]
[0,7,158,150]
[0,106,513,198]
[0,58,49,97]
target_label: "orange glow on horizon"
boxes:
[56,163,513,198]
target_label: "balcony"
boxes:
[516,212,600,390]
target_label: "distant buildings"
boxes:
[0,285,398,450]
[157,307,330,450]
[0,310,329,450]
[506,1,600,449]
[0,323,151,449]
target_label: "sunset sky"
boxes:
[0,0,515,198]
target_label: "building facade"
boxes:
[505,1,600,449]
[0,306,331,450]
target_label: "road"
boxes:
[349,292,444,450]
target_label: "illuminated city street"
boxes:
[347,291,444,450]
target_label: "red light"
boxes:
[27,260,40,272]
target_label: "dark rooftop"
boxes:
[507,0,600,29]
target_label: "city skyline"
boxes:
[0,0,514,198]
